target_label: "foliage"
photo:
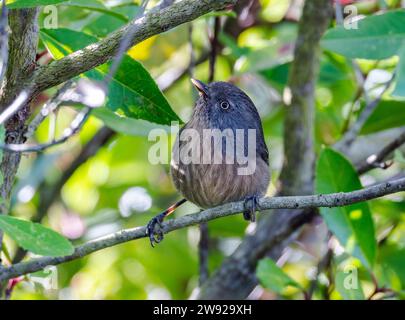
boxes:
[0,0,404,300]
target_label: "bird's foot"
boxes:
[243,195,259,222]
[146,213,165,247]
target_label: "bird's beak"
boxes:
[191,78,209,98]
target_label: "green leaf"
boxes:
[7,0,68,8]
[256,258,302,294]
[260,0,291,23]
[393,46,405,98]
[202,10,237,19]
[335,270,365,300]
[235,45,293,74]
[0,215,74,257]
[92,108,170,136]
[82,4,140,38]
[7,0,128,21]
[315,148,376,267]
[40,28,181,125]
[379,245,405,289]
[360,100,405,135]
[66,0,128,21]
[321,10,405,60]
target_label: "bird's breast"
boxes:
[170,128,269,208]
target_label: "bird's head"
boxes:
[190,79,261,130]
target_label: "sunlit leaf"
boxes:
[256,258,302,294]
[379,245,405,289]
[360,100,405,134]
[7,0,67,8]
[92,108,170,136]
[0,215,74,257]
[66,0,128,21]
[321,10,405,60]
[260,0,291,23]
[316,148,376,267]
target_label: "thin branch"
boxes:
[208,17,221,83]
[32,0,237,94]
[198,222,209,285]
[357,128,405,174]
[335,75,395,152]
[24,81,74,140]
[0,107,91,153]
[0,177,404,282]
[307,233,333,299]
[103,0,149,86]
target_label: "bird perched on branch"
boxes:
[147,79,270,246]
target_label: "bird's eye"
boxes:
[220,101,230,110]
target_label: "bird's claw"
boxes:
[243,196,259,222]
[146,214,165,247]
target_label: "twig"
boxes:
[0,108,91,153]
[0,176,404,282]
[198,222,210,285]
[208,17,221,83]
[357,129,405,174]
[335,73,395,153]
[24,81,75,140]
[104,0,149,86]
[188,23,196,80]
[368,272,396,300]
[307,233,334,299]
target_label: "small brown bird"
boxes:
[147,79,270,246]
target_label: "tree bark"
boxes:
[0,7,39,296]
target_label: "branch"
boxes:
[356,128,405,174]
[0,107,91,153]
[31,0,237,94]
[0,177,404,282]
[334,75,395,153]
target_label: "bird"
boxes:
[147,79,270,247]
